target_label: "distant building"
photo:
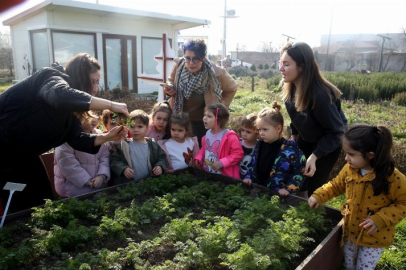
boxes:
[2,0,209,93]
[315,33,406,72]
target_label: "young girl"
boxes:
[308,124,406,270]
[146,101,172,141]
[242,102,306,196]
[194,103,243,178]
[54,111,110,197]
[158,112,200,173]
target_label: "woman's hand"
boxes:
[304,154,317,177]
[308,196,320,208]
[111,101,129,118]
[359,218,378,235]
[104,126,127,141]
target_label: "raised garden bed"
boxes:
[0,168,343,270]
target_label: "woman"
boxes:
[0,53,129,213]
[279,42,347,197]
[164,38,237,144]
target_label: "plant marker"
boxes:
[0,182,26,228]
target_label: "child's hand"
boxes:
[308,196,320,208]
[90,175,104,188]
[152,166,163,176]
[278,188,290,196]
[124,167,135,179]
[359,218,378,235]
[211,161,222,171]
[243,178,252,186]
[193,159,201,168]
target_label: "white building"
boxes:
[2,0,209,93]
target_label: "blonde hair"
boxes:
[256,102,284,136]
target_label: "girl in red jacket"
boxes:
[194,103,243,178]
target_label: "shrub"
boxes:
[393,92,406,106]
[250,64,256,71]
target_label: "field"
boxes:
[229,77,406,270]
[1,76,406,269]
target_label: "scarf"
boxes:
[173,58,222,113]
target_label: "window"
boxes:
[141,37,172,74]
[31,30,50,72]
[52,31,97,67]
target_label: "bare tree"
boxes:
[343,41,358,71]
[0,30,13,77]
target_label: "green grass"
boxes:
[0,81,12,94]
[232,77,406,270]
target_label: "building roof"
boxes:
[2,0,210,30]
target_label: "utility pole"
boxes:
[324,8,334,71]
[220,0,237,67]
[376,34,391,72]
[282,34,295,43]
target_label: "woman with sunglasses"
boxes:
[0,53,129,213]
[279,42,347,198]
[164,38,237,145]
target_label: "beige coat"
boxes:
[167,58,238,109]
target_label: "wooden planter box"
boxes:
[4,154,344,270]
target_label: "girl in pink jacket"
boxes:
[54,112,110,197]
[194,103,243,178]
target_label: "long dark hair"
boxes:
[280,42,342,112]
[65,53,100,94]
[344,124,395,195]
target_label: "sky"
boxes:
[1,0,405,55]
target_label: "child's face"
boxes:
[343,139,374,170]
[82,118,99,133]
[240,125,258,144]
[256,119,281,143]
[203,110,216,130]
[106,116,122,131]
[171,123,187,143]
[153,112,169,132]
[128,119,148,142]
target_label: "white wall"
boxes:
[10,8,177,94]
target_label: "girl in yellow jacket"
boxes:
[308,124,406,270]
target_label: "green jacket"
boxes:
[109,138,167,185]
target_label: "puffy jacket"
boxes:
[194,130,243,178]
[54,129,110,197]
[0,63,98,156]
[312,164,406,248]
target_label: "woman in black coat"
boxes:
[279,42,347,198]
[0,53,129,213]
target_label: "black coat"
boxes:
[0,63,100,156]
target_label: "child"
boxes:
[102,109,131,153]
[54,111,110,197]
[158,112,200,173]
[110,109,167,185]
[146,101,172,141]
[194,103,243,178]
[238,112,259,179]
[242,102,306,196]
[308,124,406,270]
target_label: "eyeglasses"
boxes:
[184,56,202,64]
